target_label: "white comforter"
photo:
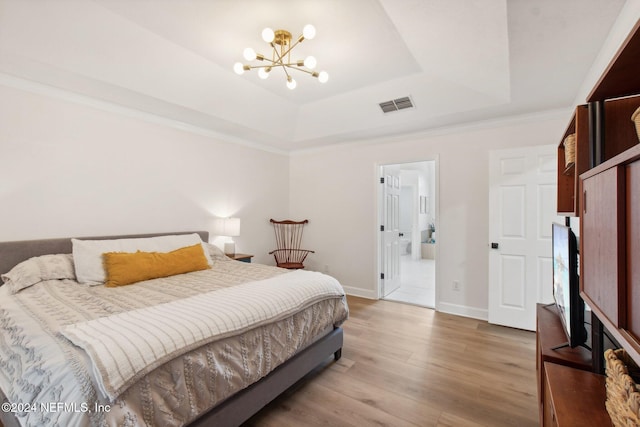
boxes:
[61,270,344,401]
[0,260,348,427]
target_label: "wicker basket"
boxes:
[632,107,640,142]
[605,348,640,426]
[564,133,576,168]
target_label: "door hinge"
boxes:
[380,273,385,280]
[380,177,385,184]
[380,225,385,232]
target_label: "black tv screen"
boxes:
[552,222,586,348]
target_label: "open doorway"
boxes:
[378,160,437,308]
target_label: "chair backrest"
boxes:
[269,219,312,268]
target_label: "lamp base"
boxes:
[224,242,236,255]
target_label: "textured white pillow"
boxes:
[204,242,229,260]
[72,234,212,285]
[1,254,75,293]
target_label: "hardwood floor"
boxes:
[244,296,538,427]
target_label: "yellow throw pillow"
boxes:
[103,244,210,287]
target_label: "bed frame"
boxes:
[0,231,343,427]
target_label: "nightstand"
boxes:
[228,253,253,263]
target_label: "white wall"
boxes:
[0,84,289,265]
[1,2,634,317]
[289,113,568,319]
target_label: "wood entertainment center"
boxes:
[537,18,640,426]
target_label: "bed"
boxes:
[0,231,348,427]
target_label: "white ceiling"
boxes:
[0,0,626,152]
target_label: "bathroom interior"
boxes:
[383,160,436,308]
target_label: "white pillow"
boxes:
[204,242,229,260]
[1,254,75,293]
[72,233,212,285]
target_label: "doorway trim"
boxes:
[376,157,440,309]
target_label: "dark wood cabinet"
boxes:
[536,304,591,425]
[628,161,640,343]
[580,165,626,328]
[557,105,590,216]
[543,362,611,427]
[603,96,640,162]
[588,20,640,103]
[560,17,640,367]
[579,145,640,364]
[544,18,640,427]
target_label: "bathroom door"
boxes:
[381,169,401,297]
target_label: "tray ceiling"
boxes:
[0,0,626,151]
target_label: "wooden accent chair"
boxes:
[269,219,315,269]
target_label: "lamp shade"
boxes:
[213,217,241,237]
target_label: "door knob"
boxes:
[491,242,499,249]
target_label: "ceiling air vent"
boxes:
[379,96,414,114]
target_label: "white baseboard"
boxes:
[437,302,488,321]
[342,285,378,300]
[342,289,490,322]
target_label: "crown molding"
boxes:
[0,72,289,156]
[290,107,572,156]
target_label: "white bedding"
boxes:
[61,270,345,401]
[0,259,348,426]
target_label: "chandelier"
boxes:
[233,24,329,90]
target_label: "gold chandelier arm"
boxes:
[250,56,280,66]
[269,42,287,67]
[244,63,317,77]
[283,66,318,76]
[277,37,304,62]
[245,64,277,70]
[243,63,320,83]
[280,61,309,68]
[280,64,292,79]
[267,42,293,78]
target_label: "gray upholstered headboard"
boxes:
[0,231,209,276]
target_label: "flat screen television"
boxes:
[552,222,587,349]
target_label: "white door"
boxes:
[381,169,401,297]
[488,145,563,330]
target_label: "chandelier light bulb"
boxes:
[261,28,275,43]
[304,55,317,69]
[303,24,316,40]
[258,68,270,79]
[233,62,245,75]
[243,47,257,61]
[318,71,329,83]
[286,77,297,90]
